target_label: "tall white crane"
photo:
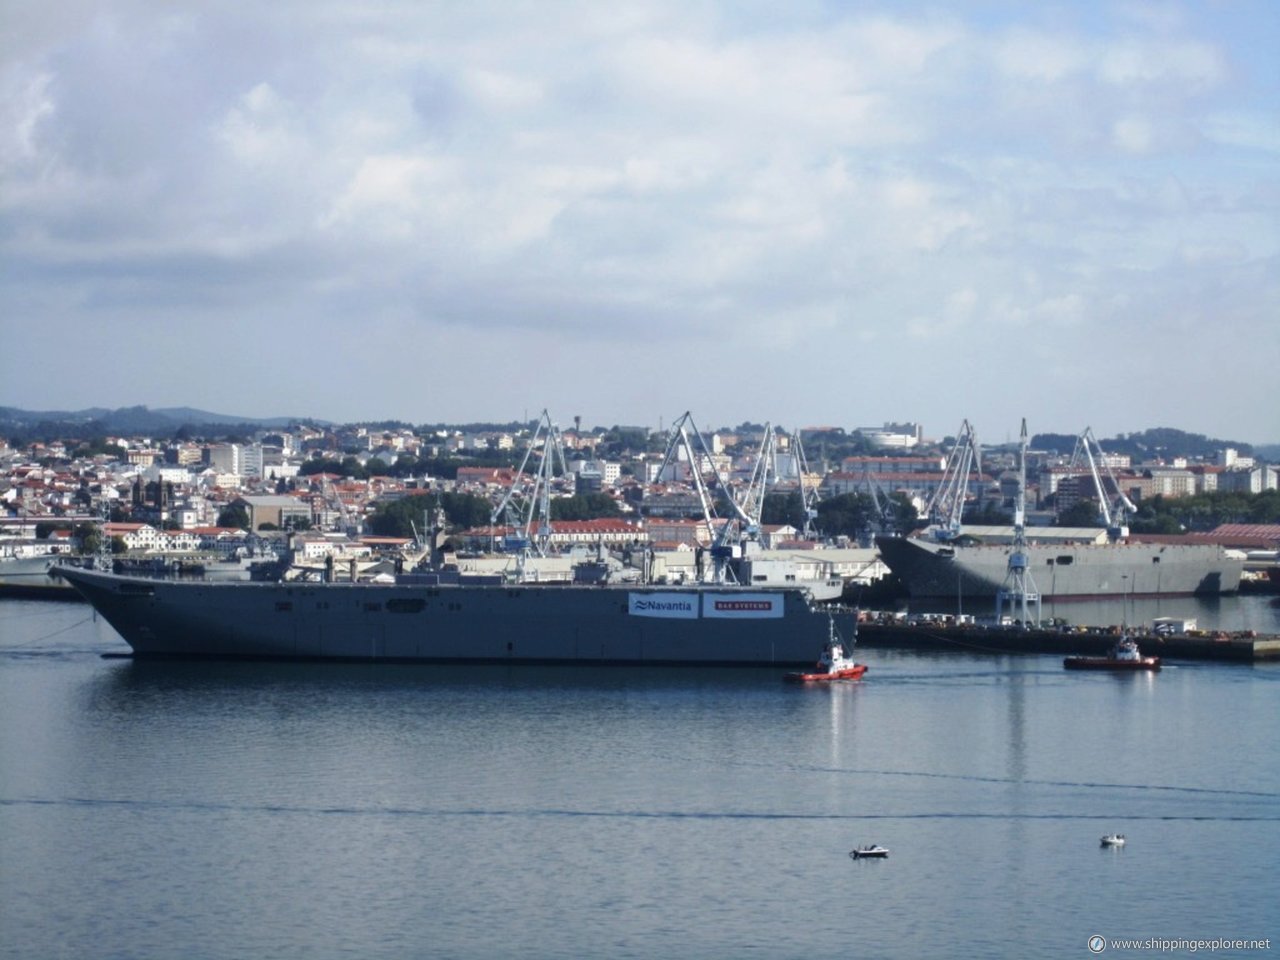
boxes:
[1069,427,1137,536]
[788,429,821,539]
[322,473,359,537]
[859,467,897,537]
[489,409,569,557]
[996,418,1041,625]
[734,422,776,544]
[924,419,981,539]
[650,412,768,583]
[650,411,724,544]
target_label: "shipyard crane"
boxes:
[322,474,359,537]
[734,422,776,543]
[1069,427,1138,537]
[650,412,722,536]
[489,409,569,557]
[996,418,1041,625]
[924,419,981,539]
[788,429,822,539]
[859,468,898,537]
[739,426,825,541]
[649,412,752,583]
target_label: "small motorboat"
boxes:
[785,614,868,683]
[1100,834,1126,847]
[849,845,890,859]
[1064,638,1160,671]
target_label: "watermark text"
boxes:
[1089,936,1271,954]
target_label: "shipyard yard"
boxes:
[4,413,1278,670]
[6,1,1279,954]
[5,420,1277,960]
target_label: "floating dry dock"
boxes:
[854,620,1280,663]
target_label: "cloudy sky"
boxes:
[3,1,1277,443]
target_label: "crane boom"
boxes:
[1068,427,1136,536]
[924,419,981,539]
[488,409,568,557]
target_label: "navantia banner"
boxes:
[702,594,784,619]
[628,593,699,619]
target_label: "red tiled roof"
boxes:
[1182,524,1280,549]
[1209,523,1280,538]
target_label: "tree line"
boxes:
[1127,490,1280,534]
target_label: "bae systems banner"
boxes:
[702,594,784,619]
[628,593,699,619]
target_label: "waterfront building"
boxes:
[856,422,924,450]
[104,522,162,552]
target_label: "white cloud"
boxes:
[1112,116,1154,154]
[1098,39,1224,87]
[993,30,1087,82]
[2,0,1277,441]
[0,70,55,168]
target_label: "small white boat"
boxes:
[848,845,890,859]
[1100,834,1126,847]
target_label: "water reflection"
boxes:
[821,679,863,765]
[86,658,782,700]
[1006,659,1028,784]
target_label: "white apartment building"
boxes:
[1218,448,1256,470]
[144,464,193,486]
[207,443,243,475]
[1218,465,1278,494]
[572,460,622,485]
[241,444,264,479]
[104,523,163,552]
[856,423,924,450]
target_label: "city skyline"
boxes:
[3,2,1277,442]
[0,401,1271,455]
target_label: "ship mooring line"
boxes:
[4,616,96,647]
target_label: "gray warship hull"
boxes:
[56,566,844,665]
[876,536,1243,600]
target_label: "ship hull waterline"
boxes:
[56,566,850,666]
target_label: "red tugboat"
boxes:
[1064,637,1161,671]
[785,614,868,683]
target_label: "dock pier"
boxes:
[854,620,1280,663]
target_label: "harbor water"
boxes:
[2,596,1278,959]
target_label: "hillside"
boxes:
[1030,428,1255,460]
[0,405,316,439]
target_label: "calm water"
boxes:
[2,598,1278,960]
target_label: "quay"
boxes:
[0,580,80,601]
[854,619,1280,663]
